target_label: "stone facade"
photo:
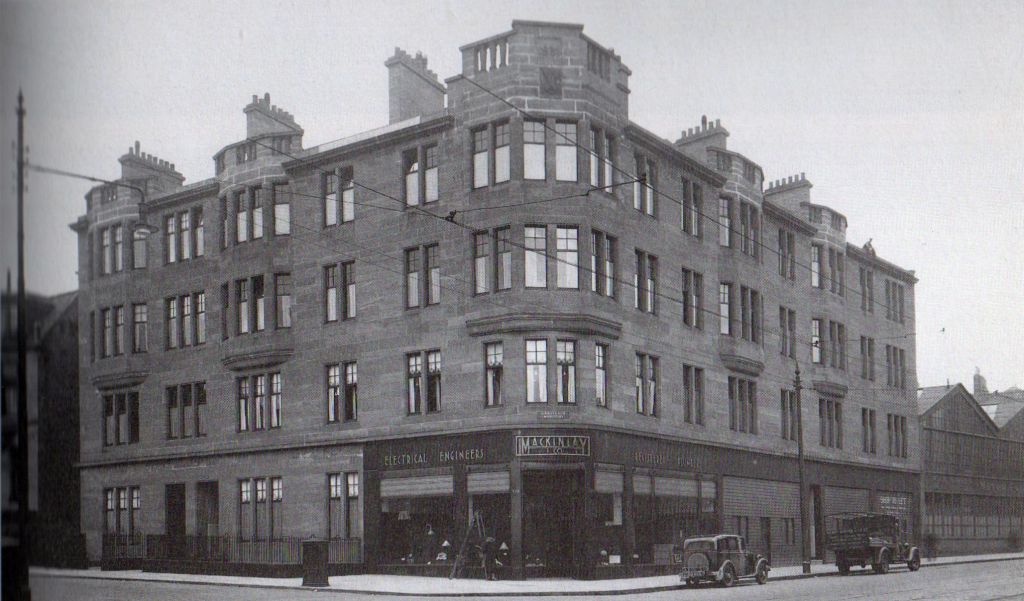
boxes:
[74,20,920,576]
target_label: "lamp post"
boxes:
[795,366,811,574]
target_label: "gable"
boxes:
[924,387,998,436]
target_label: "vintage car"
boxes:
[825,512,921,575]
[679,534,769,587]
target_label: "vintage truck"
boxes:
[825,512,921,575]
[679,534,770,587]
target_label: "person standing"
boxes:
[482,536,497,580]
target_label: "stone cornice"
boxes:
[718,353,765,377]
[813,379,848,398]
[624,123,726,186]
[466,312,622,339]
[763,199,817,235]
[221,348,295,372]
[91,370,149,391]
[847,244,918,285]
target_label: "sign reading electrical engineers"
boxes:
[515,435,591,457]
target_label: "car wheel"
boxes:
[720,564,736,588]
[755,563,769,585]
[685,577,696,587]
[908,552,920,572]
[873,550,890,575]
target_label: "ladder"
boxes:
[449,510,486,579]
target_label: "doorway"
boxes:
[522,469,583,578]
[761,516,772,565]
[196,482,219,559]
[165,483,187,559]
[810,485,824,559]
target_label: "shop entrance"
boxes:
[522,469,584,578]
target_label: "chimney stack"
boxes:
[385,48,445,124]
[974,367,988,396]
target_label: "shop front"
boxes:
[362,429,724,579]
[362,428,917,579]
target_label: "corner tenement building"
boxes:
[75,20,920,578]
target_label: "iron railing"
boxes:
[102,534,362,565]
[328,537,362,564]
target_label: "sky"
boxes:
[1,0,1021,391]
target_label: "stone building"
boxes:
[917,382,1024,555]
[75,20,920,578]
[1,282,82,567]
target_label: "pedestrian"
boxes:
[482,536,497,580]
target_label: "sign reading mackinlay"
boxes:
[515,435,591,457]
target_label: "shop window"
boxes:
[380,495,454,565]
[634,476,699,565]
[468,492,511,566]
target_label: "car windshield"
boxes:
[685,540,715,552]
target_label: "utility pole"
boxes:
[795,366,811,575]
[16,90,32,600]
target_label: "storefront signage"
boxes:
[515,435,591,457]
[878,493,910,514]
[633,448,700,470]
[382,447,485,468]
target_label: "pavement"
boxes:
[30,552,1024,597]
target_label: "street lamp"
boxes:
[795,366,811,574]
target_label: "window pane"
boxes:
[524,121,546,180]
[525,227,547,288]
[526,340,547,403]
[556,227,578,289]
